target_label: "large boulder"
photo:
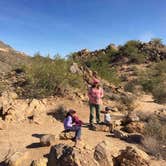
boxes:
[31,158,48,166]
[94,141,113,166]
[113,129,143,143]
[113,146,150,166]
[123,122,145,134]
[40,134,56,146]
[48,144,98,166]
[5,151,29,166]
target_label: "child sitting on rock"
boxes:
[63,109,82,146]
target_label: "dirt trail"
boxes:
[0,98,165,165]
[134,95,166,115]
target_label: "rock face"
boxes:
[48,144,98,166]
[0,91,47,122]
[40,134,56,146]
[59,130,75,140]
[94,141,113,166]
[5,151,29,166]
[31,158,48,166]
[113,146,150,166]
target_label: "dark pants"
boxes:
[89,103,100,124]
[67,126,81,140]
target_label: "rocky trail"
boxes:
[0,95,166,166]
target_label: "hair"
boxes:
[65,109,76,118]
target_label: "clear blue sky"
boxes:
[0,0,166,57]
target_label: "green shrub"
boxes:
[138,61,166,103]
[22,54,85,98]
[152,84,166,103]
[143,116,166,158]
[144,115,166,145]
[150,38,163,46]
[119,40,147,64]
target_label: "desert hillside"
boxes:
[0,39,166,166]
[0,41,30,73]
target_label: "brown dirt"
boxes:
[0,97,165,165]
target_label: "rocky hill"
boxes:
[72,40,166,63]
[0,39,166,166]
[0,41,30,73]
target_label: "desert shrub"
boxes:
[118,94,135,113]
[124,80,138,92]
[150,38,163,46]
[152,84,166,103]
[119,40,147,64]
[139,61,166,103]
[144,116,166,143]
[22,54,85,98]
[143,116,166,158]
[47,105,67,122]
[142,136,161,157]
[84,54,121,85]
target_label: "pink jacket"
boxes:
[88,87,103,105]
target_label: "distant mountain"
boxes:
[0,40,30,73]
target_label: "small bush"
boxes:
[152,84,166,103]
[47,105,67,122]
[142,136,160,157]
[144,116,166,143]
[138,61,166,103]
[143,116,166,158]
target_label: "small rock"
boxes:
[31,158,48,166]
[59,130,75,140]
[113,129,128,140]
[90,123,113,132]
[113,120,122,127]
[123,122,145,133]
[126,112,140,123]
[40,134,56,146]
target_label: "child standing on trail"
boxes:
[104,107,111,125]
[63,109,82,145]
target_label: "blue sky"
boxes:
[0,0,166,57]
